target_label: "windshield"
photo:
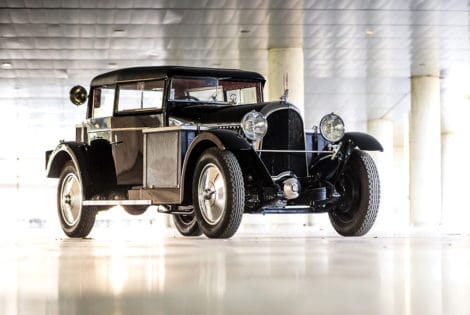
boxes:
[169,76,262,105]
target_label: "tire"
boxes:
[57,161,97,238]
[173,212,203,236]
[328,149,380,236]
[192,147,244,238]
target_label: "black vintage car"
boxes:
[46,66,382,239]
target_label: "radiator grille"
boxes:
[260,108,307,177]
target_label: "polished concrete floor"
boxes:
[1,222,469,315]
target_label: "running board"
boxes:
[83,200,152,206]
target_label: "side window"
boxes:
[92,87,115,118]
[117,80,164,112]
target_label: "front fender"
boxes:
[46,140,117,197]
[195,129,252,151]
[180,130,273,204]
[343,132,383,152]
[46,142,92,191]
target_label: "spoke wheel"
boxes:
[57,161,97,238]
[329,150,380,236]
[193,147,244,239]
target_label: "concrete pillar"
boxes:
[367,119,394,232]
[409,76,441,226]
[393,114,411,230]
[268,48,304,115]
[441,132,470,232]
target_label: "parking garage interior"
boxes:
[1,1,470,314]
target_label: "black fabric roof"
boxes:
[90,66,265,87]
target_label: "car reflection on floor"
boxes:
[1,224,469,315]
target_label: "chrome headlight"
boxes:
[241,110,268,141]
[319,113,345,142]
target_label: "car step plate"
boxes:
[82,200,152,206]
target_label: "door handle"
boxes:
[111,134,123,145]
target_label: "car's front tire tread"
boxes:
[193,147,244,239]
[329,150,380,236]
[354,150,380,235]
[218,149,244,238]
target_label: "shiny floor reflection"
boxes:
[1,225,469,315]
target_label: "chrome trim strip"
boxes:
[143,126,208,133]
[83,200,152,206]
[201,123,241,129]
[88,126,209,134]
[284,205,311,209]
[89,127,149,133]
[256,149,334,153]
[261,103,303,117]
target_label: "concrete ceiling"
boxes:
[1,0,470,156]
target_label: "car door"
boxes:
[87,80,165,186]
[112,80,165,185]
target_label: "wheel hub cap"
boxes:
[60,173,82,226]
[64,194,72,204]
[198,163,226,225]
[203,188,216,200]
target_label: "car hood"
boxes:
[167,101,301,124]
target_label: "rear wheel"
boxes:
[329,150,380,236]
[124,206,148,216]
[173,212,202,236]
[193,148,244,239]
[57,161,97,238]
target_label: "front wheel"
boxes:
[57,161,97,238]
[329,150,380,236]
[192,148,244,239]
